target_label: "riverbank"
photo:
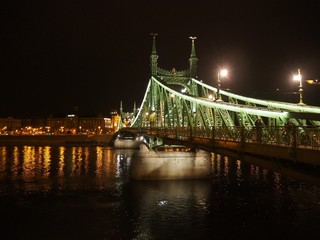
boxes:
[0,134,114,146]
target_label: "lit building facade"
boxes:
[0,117,22,134]
[0,111,121,135]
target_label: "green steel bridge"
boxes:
[120,35,320,165]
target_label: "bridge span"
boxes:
[119,126,320,167]
[119,35,320,170]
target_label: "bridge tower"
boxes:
[134,35,203,128]
[189,36,198,79]
[150,33,159,77]
[150,35,199,96]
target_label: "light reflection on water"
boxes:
[0,145,320,239]
[1,146,129,180]
[0,146,129,194]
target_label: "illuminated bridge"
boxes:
[121,35,320,166]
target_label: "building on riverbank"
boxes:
[0,110,121,135]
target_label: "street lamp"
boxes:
[293,68,304,105]
[217,69,228,101]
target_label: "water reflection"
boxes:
[114,149,136,178]
[0,147,6,174]
[123,180,212,239]
[58,146,65,176]
[0,145,320,239]
[0,145,134,193]
[1,145,318,191]
[121,153,320,239]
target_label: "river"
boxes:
[0,145,319,239]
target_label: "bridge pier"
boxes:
[130,144,212,180]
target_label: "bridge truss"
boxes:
[131,76,320,129]
[118,36,320,160]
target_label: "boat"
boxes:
[130,144,212,180]
[113,131,149,149]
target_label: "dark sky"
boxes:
[1,0,320,118]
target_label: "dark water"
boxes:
[0,145,320,240]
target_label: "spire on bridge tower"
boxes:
[150,33,159,76]
[133,101,137,117]
[189,36,198,79]
[120,101,123,117]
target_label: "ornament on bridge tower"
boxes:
[172,68,176,75]
[150,33,159,77]
[189,36,198,79]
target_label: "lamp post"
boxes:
[217,69,228,101]
[293,68,304,105]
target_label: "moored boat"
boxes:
[130,144,212,180]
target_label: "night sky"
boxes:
[1,0,320,118]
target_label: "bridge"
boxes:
[120,35,320,166]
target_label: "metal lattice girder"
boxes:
[133,35,320,128]
[216,108,235,127]
[191,78,320,126]
[131,77,297,128]
[228,95,261,127]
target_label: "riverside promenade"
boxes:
[0,134,113,146]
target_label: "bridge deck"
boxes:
[120,126,320,166]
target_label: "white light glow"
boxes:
[293,73,302,81]
[220,69,228,77]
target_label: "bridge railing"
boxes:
[128,126,320,150]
